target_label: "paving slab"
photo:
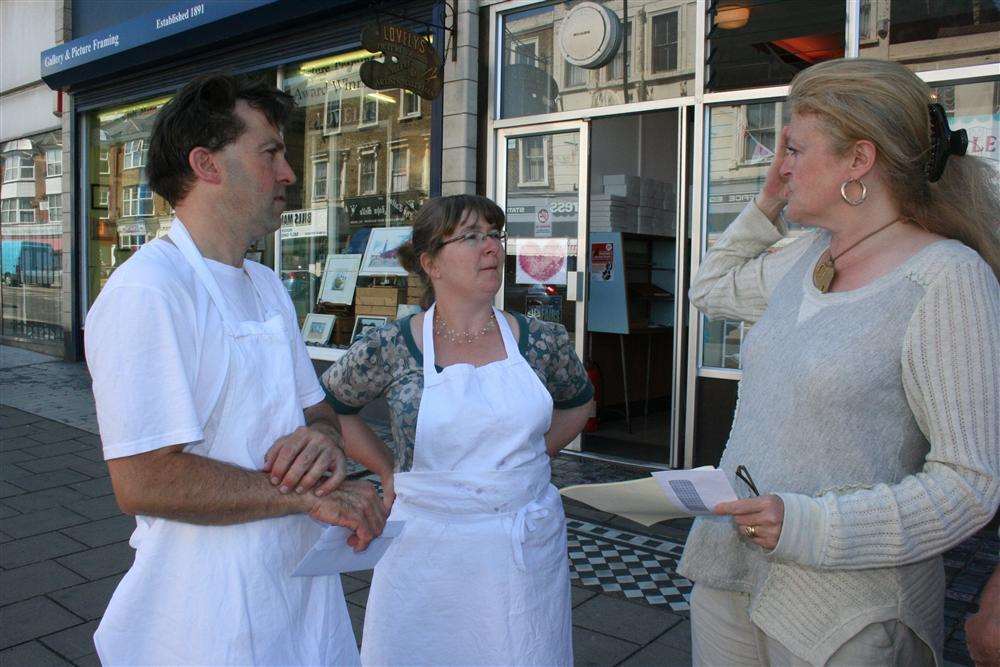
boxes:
[1,532,88,569]
[347,602,365,647]
[571,626,639,666]
[3,507,89,539]
[47,575,123,621]
[3,486,86,513]
[68,477,114,498]
[73,653,101,667]
[0,481,24,498]
[573,594,683,646]
[0,449,37,464]
[9,469,90,492]
[0,345,58,368]
[67,495,122,520]
[0,462,32,482]
[346,585,370,608]
[572,585,598,608]
[0,639,74,666]
[619,638,692,666]
[0,436,46,452]
[39,621,99,661]
[0,502,18,519]
[60,515,134,548]
[65,459,109,479]
[340,574,370,595]
[654,618,692,653]
[0,596,82,648]
[57,541,134,580]
[0,560,86,604]
[23,441,92,459]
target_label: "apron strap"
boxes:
[421,302,438,379]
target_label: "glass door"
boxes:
[495,122,590,450]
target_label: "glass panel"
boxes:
[0,129,64,349]
[859,0,1000,72]
[86,96,172,307]
[706,0,846,92]
[280,49,433,348]
[500,1,695,119]
[931,79,1000,178]
[503,130,580,338]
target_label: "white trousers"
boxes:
[690,583,934,667]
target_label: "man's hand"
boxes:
[966,568,1000,667]
[308,480,387,551]
[714,495,785,551]
[264,426,346,496]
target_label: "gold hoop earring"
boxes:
[840,179,867,206]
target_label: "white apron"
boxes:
[360,304,572,667]
[94,220,359,666]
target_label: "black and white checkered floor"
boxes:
[566,519,692,612]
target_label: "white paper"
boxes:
[292,521,405,577]
[651,468,738,516]
[515,238,568,285]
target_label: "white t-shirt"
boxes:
[85,238,325,460]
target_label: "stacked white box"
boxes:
[590,193,637,232]
[602,174,640,204]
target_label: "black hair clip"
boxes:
[926,103,968,183]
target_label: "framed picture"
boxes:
[351,315,388,344]
[318,254,363,305]
[301,313,336,346]
[396,303,422,320]
[359,226,412,276]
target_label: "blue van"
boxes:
[1,240,58,287]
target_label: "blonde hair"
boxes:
[787,58,1000,280]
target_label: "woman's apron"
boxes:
[360,303,572,666]
[94,219,359,666]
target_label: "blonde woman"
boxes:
[680,58,1000,666]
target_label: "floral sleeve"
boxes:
[522,318,594,409]
[320,325,393,414]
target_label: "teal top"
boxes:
[321,312,594,472]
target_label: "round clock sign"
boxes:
[559,2,622,70]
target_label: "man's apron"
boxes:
[360,303,572,666]
[94,219,359,666]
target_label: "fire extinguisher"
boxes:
[585,360,602,432]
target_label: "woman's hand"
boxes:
[755,126,790,222]
[264,426,347,496]
[714,495,785,551]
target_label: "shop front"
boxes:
[40,0,452,364]
[483,0,999,469]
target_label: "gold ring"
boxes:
[744,525,757,539]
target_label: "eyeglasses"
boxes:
[735,465,760,497]
[438,229,507,249]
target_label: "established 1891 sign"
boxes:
[359,23,442,100]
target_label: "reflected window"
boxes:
[651,12,678,73]
[565,61,587,88]
[123,139,148,169]
[99,150,110,175]
[390,145,408,192]
[324,89,343,135]
[740,103,777,165]
[518,136,548,186]
[359,148,378,194]
[400,90,421,118]
[45,148,62,177]
[605,21,632,81]
[313,159,328,201]
[1,198,36,223]
[47,194,62,222]
[3,153,34,182]
[360,95,379,127]
[513,39,538,66]
[123,185,153,217]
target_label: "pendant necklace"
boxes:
[435,309,497,344]
[812,217,905,293]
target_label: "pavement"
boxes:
[0,344,994,666]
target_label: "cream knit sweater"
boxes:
[677,202,1000,666]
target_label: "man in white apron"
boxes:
[85,75,384,665]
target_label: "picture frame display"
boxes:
[351,315,389,344]
[319,254,363,305]
[302,313,337,346]
[359,226,412,277]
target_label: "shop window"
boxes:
[3,153,34,182]
[390,145,409,192]
[313,158,328,201]
[45,148,62,177]
[123,184,153,217]
[46,194,62,222]
[359,148,378,194]
[123,139,148,169]
[360,95,379,127]
[501,2,695,119]
[518,136,548,186]
[651,12,678,73]
[278,50,434,352]
[706,0,845,92]
[738,102,777,165]
[400,90,421,118]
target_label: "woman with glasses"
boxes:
[679,59,999,666]
[321,194,593,665]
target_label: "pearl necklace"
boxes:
[434,310,497,344]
